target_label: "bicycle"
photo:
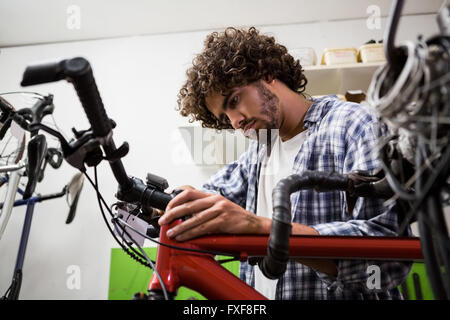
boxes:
[0,93,85,300]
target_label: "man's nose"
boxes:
[228,110,246,129]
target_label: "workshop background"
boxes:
[0,0,447,299]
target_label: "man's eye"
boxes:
[229,95,239,108]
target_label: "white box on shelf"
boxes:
[358,43,386,63]
[321,47,358,65]
[290,47,317,66]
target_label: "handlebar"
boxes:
[22,58,111,139]
[259,171,351,279]
[22,58,129,186]
[21,57,175,211]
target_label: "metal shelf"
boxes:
[303,61,384,96]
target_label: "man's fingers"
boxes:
[167,207,222,241]
[159,190,216,225]
[160,195,217,225]
[166,189,206,211]
[167,189,214,211]
[177,185,195,191]
[157,186,196,217]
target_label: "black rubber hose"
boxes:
[384,0,405,65]
[259,171,350,279]
[415,141,450,300]
[418,202,448,299]
[429,191,450,291]
[422,191,450,299]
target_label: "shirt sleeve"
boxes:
[200,141,256,209]
[309,107,412,294]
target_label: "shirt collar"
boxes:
[303,95,338,129]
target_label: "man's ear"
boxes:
[263,75,275,85]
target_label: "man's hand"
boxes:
[158,188,337,276]
[158,189,271,241]
[154,185,195,216]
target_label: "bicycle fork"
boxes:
[4,198,37,300]
[0,169,24,240]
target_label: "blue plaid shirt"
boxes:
[201,95,412,300]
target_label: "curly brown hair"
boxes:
[176,27,308,130]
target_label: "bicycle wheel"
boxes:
[0,94,27,165]
[0,93,29,240]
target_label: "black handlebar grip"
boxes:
[259,171,350,279]
[21,57,112,138]
[21,61,65,86]
[62,58,112,138]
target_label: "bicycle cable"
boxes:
[88,166,238,261]
[109,217,169,300]
[84,165,239,299]
[113,216,240,258]
[84,167,172,298]
[83,168,155,268]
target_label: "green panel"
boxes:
[108,248,154,300]
[398,262,435,300]
[108,247,239,300]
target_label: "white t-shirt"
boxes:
[254,129,307,299]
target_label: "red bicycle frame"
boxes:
[149,220,423,300]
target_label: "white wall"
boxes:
[1,0,444,47]
[0,12,443,299]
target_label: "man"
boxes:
[158,27,411,299]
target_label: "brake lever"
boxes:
[47,147,63,169]
[23,134,47,199]
[30,94,54,127]
[64,119,121,170]
[345,169,397,214]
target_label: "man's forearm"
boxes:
[291,222,338,276]
[257,217,338,276]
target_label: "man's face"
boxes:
[205,80,281,139]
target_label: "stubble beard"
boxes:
[254,80,279,130]
[245,81,280,150]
